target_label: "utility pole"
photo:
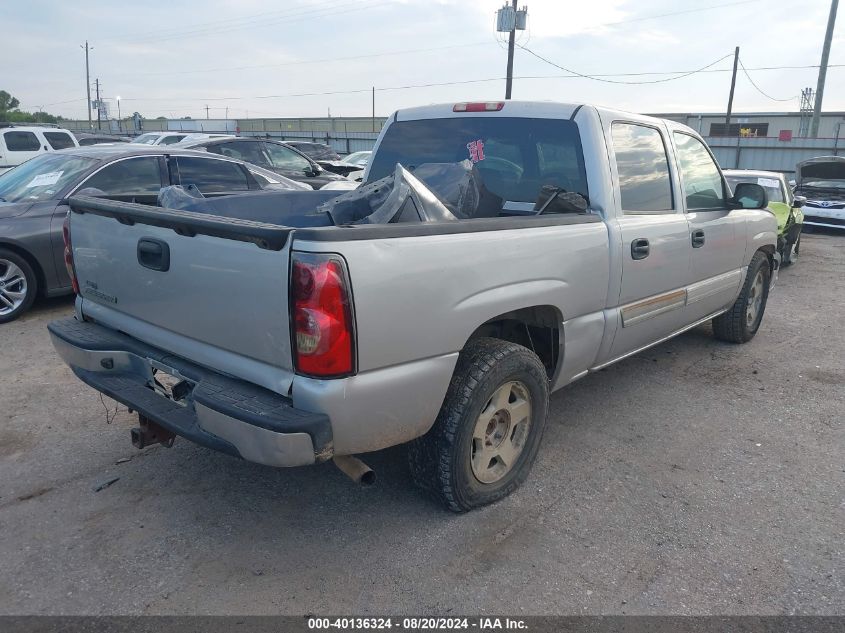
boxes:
[496,2,526,100]
[811,0,839,137]
[505,0,517,99]
[724,46,740,134]
[81,41,92,129]
[205,105,210,119]
[95,78,102,130]
[372,86,376,132]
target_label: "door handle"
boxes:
[631,238,650,260]
[137,238,170,272]
[692,229,705,248]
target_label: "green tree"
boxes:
[0,90,21,118]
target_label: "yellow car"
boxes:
[724,169,804,265]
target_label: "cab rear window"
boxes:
[367,117,588,205]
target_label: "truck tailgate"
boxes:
[68,197,296,395]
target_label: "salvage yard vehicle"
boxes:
[0,145,305,322]
[724,169,804,265]
[0,124,79,175]
[180,137,347,189]
[131,132,232,146]
[793,156,845,231]
[50,101,778,511]
[282,141,360,177]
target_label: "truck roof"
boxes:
[392,101,695,133]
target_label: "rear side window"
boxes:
[82,157,163,195]
[611,123,673,213]
[175,156,250,193]
[44,132,76,150]
[673,133,726,210]
[4,131,41,152]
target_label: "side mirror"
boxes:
[730,182,768,209]
[792,195,806,209]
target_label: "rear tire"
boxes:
[712,251,770,344]
[408,338,550,512]
[0,249,38,324]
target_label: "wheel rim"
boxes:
[0,259,27,316]
[746,269,765,327]
[470,381,532,484]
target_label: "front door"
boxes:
[671,131,745,321]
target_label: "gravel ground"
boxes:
[0,233,842,616]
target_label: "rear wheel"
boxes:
[0,250,37,324]
[408,338,550,512]
[712,251,770,343]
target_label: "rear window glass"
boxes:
[4,131,41,152]
[367,117,588,205]
[160,135,187,145]
[44,132,76,150]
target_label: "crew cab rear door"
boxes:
[602,117,692,361]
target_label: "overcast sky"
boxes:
[2,0,843,121]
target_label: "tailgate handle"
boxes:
[137,238,170,272]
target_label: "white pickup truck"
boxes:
[49,101,778,511]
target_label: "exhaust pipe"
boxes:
[333,455,376,486]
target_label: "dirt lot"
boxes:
[0,233,842,616]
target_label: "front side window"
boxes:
[611,123,673,213]
[264,143,312,173]
[4,131,41,152]
[175,157,249,193]
[82,157,163,195]
[44,132,76,150]
[673,133,725,210]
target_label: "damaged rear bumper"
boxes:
[48,317,332,467]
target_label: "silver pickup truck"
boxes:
[49,101,778,511]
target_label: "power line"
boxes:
[111,0,341,42]
[598,0,762,28]
[132,41,495,76]
[738,58,797,102]
[517,44,735,84]
[127,0,392,44]
[23,62,843,113]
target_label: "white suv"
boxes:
[0,125,79,174]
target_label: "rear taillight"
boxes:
[62,214,79,294]
[291,253,354,378]
[453,102,505,112]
